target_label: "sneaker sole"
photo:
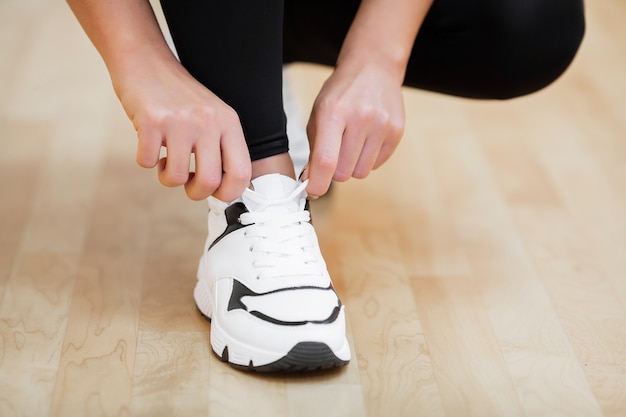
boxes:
[194,279,350,373]
[218,342,349,373]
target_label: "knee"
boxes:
[484,0,586,99]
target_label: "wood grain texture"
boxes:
[129,331,212,417]
[1,0,625,416]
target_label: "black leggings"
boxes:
[159,0,585,161]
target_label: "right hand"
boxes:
[115,64,251,202]
[304,62,405,198]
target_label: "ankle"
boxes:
[251,152,296,180]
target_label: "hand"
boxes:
[304,63,405,198]
[117,64,251,202]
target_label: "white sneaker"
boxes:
[194,173,351,372]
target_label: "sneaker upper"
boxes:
[201,174,341,326]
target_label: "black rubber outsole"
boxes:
[217,342,349,373]
[198,306,349,373]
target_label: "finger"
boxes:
[306,114,344,198]
[333,122,368,182]
[184,136,222,200]
[372,141,399,170]
[211,124,251,202]
[372,123,404,170]
[352,121,390,178]
[157,138,192,187]
[136,124,163,168]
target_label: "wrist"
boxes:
[335,0,434,84]
[336,23,413,84]
[336,46,408,85]
[108,44,183,101]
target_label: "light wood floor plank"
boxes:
[462,62,625,415]
[333,232,444,417]
[528,121,626,310]
[49,119,150,417]
[412,277,524,417]
[129,330,212,417]
[420,110,606,416]
[0,253,80,417]
[286,384,367,417]
[206,368,288,417]
[578,0,626,129]
[137,188,208,332]
[0,120,47,299]
[0,51,113,415]
[512,207,626,417]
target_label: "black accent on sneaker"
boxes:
[220,346,229,363]
[227,279,341,326]
[250,306,341,326]
[227,278,252,312]
[230,342,349,373]
[209,202,251,250]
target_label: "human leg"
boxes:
[404,0,586,98]
[283,0,585,99]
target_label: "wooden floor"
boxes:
[1,1,626,416]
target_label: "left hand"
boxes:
[304,63,406,198]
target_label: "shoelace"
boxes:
[239,181,323,279]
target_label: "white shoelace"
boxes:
[239,181,323,280]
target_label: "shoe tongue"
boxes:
[242,174,300,211]
[251,174,298,198]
